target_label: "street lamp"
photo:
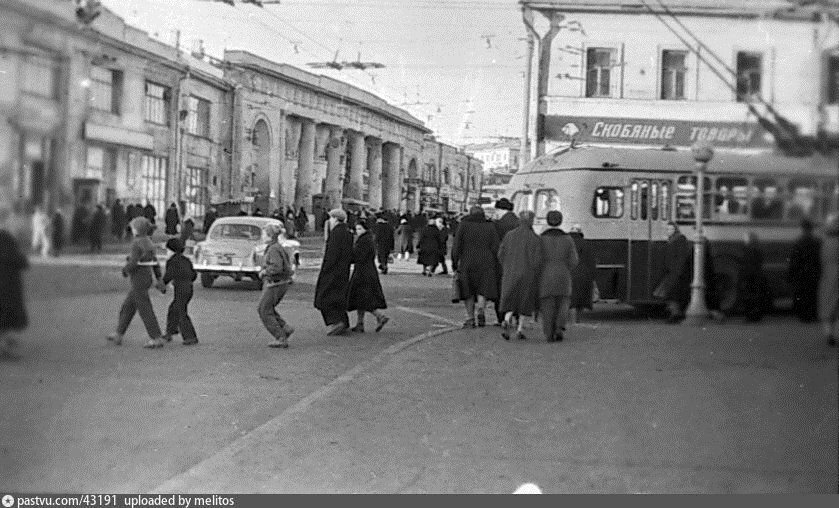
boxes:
[683,141,714,326]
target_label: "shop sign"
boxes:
[543,115,773,148]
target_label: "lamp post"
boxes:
[683,141,714,326]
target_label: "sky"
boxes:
[100,0,529,145]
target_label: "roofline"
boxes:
[224,50,430,133]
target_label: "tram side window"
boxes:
[512,191,534,213]
[675,176,711,221]
[535,189,561,217]
[591,186,624,218]
[630,181,639,220]
[786,178,817,220]
[651,181,659,220]
[640,181,649,220]
[660,181,671,220]
[714,177,749,221]
[751,178,783,220]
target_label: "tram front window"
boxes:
[535,189,561,217]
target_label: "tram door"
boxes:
[628,179,668,302]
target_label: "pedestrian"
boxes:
[655,222,692,323]
[374,213,395,274]
[164,203,180,236]
[498,210,543,340]
[203,206,218,235]
[314,209,353,336]
[258,223,295,349]
[70,203,89,245]
[296,207,308,236]
[417,220,443,276]
[395,219,414,260]
[818,213,839,346]
[436,217,450,275]
[179,216,195,245]
[284,213,297,239]
[493,198,519,325]
[788,218,821,323]
[89,204,106,252]
[111,199,125,241]
[107,217,167,349]
[143,201,157,225]
[51,209,64,256]
[537,210,579,342]
[125,203,138,239]
[161,238,198,346]
[30,205,51,257]
[451,205,500,328]
[739,231,770,322]
[0,207,29,358]
[568,224,596,324]
[348,221,390,333]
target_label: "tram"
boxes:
[506,145,839,311]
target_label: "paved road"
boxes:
[1,262,836,493]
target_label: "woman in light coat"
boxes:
[819,213,839,346]
[537,210,578,342]
[497,211,542,340]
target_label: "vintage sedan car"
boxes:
[192,216,300,289]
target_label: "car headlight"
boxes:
[193,245,202,263]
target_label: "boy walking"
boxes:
[259,223,295,348]
[162,238,198,345]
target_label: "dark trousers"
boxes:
[258,281,290,340]
[321,308,349,327]
[117,284,162,339]
[539,296,570,341]
[438,253,448,274]
[377,248,390,273]
[166,284,197,341]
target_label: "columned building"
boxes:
[222,51,430,225]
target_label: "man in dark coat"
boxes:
[538,211,579,342]
[451,206,500,328]
[656,222,692,323]
[51,210,64,257]
[417,222,444,276]
[71,204,89,245]
[89,204,106,252]
[569,224,596,323]
[314,209,353,335]
[164,203,180,235]
[374,214,395,274]
[492,198,519,325]
[143,201,157,224]
[498,211,543,340]
[0,221,28,357]
[739,232,770,322]
[203,206,218,234]
[788,219,821,322]
[111,200,125,241]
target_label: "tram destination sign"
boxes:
[543,115,773,148]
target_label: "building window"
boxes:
[185,96,211,137]
[585,48,616,98]
[443,167,450,185]
[22,55,58,99]
[90,66,122,114]
[140,155,168,217]
[661,50,687,100]
[828,55,839,104]
[736,52,763,102]
[85,146,115,179]
[144,81,170,125]
[184,166,208,218]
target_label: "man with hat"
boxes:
[314,209,353,335]
[492,197,519,325]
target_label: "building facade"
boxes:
[520,0,839,156]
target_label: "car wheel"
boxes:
[201,273,216,288]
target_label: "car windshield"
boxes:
[209,223,263,241]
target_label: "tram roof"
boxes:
[519,146,838,176]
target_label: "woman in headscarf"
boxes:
[314,209,353,336]
[0,207,28,357]
[568,224,596,324]
[107,217,166,348]
[537,211,578,342]
[451,206,500,328]
[818,213,839,346]
[347,221,390,333]
[498,211,542,340]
